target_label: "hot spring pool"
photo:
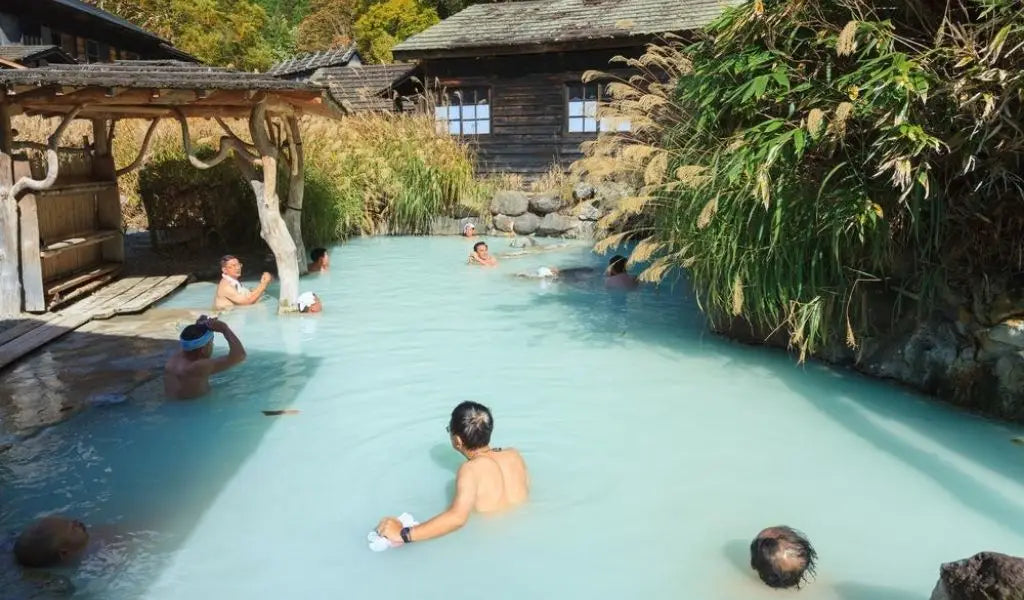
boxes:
[2,236,1023,599]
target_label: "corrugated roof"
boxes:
[267,46,358,77]
[393,0,735,59]
[313,63,418,112]
[0,45,75,63]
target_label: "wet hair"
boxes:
[14,517,88,568]
[608,255,627,275]
[220,254,238,269]
[473,241,487,252]
[181,323,210,342]
[449,401,493,450]
[750,526,817,589]
[310,248,327,262]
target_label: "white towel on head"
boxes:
[297,291,317,312]
[367,513,418,552]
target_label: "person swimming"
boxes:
[375,401,529,545]
[750,526,817,589]
[163,316,247,399]
[605,255,638,289]
[308,248,329,272]
[12,516,89,568]
[296,291,323,313]
[514,265,596,283]
[468,241,498,267]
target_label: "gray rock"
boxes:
[593,181,634,209]
[576,201,602,221]
[430,216,462,236]
[509,236,537,249]
[930,552,1024,600]
[490,191,529,216]
[573,182,595,201]
[512,212,541,234]
[537,213,577,236]
[565,220,597,240]
[493,214,514,232]
[529,192,562,214]
[988,319,1024,348]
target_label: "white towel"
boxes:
[367,513,418,552]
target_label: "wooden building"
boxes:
[391,0,730,179]
[311,63,423,114]
[267,45,362,81]
[0,0,195,64]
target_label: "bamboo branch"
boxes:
[115,118,159,177]
[7,105,83,199]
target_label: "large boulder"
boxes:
[565,220,597,240]
[576,201,602,221]
[573,182,596,201]
[529,192,562,214]
[490,191,529,216]
[493,214,514,232]
[537,213,576,236]
[930,552,1024,600]
[512,212,541,235]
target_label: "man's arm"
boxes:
[206,321,247,373]
[380,463,477,543]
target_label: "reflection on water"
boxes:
[1,236,1022,600]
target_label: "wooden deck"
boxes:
[0,274,187,371]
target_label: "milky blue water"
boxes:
[2,236,1023,600]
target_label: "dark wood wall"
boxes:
[421,48,644,180]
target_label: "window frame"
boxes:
[434,86,492,137]
[565,81,631,134]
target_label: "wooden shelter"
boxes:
[392,0,732,179]
[0,60,341,318]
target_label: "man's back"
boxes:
[466,448,528,513]
[163,353,211,399]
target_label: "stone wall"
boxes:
[430,182,633,241]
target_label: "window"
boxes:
[85,40,101,63]
[566,83,631,133]
[434,87,490,136]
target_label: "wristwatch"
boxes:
[400,527,413,543]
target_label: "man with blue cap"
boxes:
[163,316,247,399]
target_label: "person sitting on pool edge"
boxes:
[308,248,329,272]
[605,255,638,289]
[215,255,273,310]
[375,401,529,544]
[468,241,498,267]
[750,526,817,589]
[164,316,247,399]
[12,516,89,568]
[297,291,323,313]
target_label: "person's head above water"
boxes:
[463,222,476,237]
[447,401,493,454]
[310,248,329,269]
[180,319,214,359]
[220,254,242,279]
[473,241,489,255]
[14,516,89,568]
[608,255,628,276]
[750,526,817,589]
[297,291,323,313]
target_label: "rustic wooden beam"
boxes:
[115,118,159,177]
[7,105,83,200]
[0,102,18,317]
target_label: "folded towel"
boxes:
[367,513,418,552]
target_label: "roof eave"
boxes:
[393,32,677,61]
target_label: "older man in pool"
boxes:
[215,255,273,310]
[376,401,529,544]
[164,316,247,399]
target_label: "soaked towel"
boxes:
[367,513,418,552]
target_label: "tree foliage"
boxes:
[353,0,440,63]
[582,0,1024,359]
[295,0,358,51]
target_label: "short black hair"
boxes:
[473,241,487,252]
[311,247,327,262]
[750,526,817,589]
[609,254,628,274]
[449,401,493,450]
[181,324,209,341]
[220,254,238,269]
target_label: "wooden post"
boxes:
[249,104,299,311]
[91,118,124,264]
[16,158,43,313]
[0,102,20,317]
[284,117,307,275]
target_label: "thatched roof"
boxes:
[392,0,735,60]
[0,45,76,66]
[312,63,418,112]
[267,46,360,78]
[0,61,340,119]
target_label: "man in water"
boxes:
[297,291,323,313]
[750,526,817,589]
[375,401,529,544]
[468,241,498,267]
[462,222,477,238]
[214,255,272,310]
[605,254,638,289]
[308,248,329,272]
[164,316,247,399]
[12,516,89,568]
